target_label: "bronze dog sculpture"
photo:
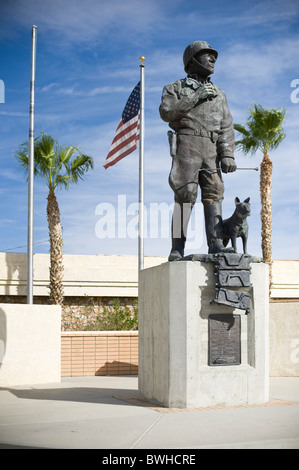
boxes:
[223,197,250,254]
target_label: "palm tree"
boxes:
[15,132,94,305]
[234,104,286,288]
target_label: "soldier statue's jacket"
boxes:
[159,76,234,159]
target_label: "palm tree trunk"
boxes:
[260,151,273,289]
[47,190,64,305]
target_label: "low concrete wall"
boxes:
[271,261,299,298]
[270,301,299,376]
[0,303,61,386]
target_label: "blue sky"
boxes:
[1,0,299,260]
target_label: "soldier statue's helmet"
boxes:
[183,41,218,73]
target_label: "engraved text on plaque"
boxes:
[208,314,241,366]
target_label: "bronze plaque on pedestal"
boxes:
[208,314,241,366]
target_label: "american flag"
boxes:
[103,82,140,169]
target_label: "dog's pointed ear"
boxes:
[244,197,250,203]
[235,197,240,204]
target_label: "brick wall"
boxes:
[61,331,138,377]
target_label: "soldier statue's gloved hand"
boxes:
[195,83,217,102]
[221,157,237,173]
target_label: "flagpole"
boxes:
[27,25,37,304]
[138,56,145,272]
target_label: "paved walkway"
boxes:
[0,376,298,449]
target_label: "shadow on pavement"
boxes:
[0,386,139,406]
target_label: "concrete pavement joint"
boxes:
[129,413,164,449]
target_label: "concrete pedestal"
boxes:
[138,260,269,408]
[0,304,61,387]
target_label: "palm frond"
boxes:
[14,146,30,179]
[14,132,94,191]
[55,174,73,189]
[235,136,260,155]
[60,153,94,187]
[233,123,250,136]
[71,153,94,172]
[234,103,286,157]
[270,131,286,151]
[58,145,76,164]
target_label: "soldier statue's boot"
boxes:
[204,203,234,254]
[168,201,193,261]
[168,234,186,261]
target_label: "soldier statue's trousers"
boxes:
[169,133,224,206]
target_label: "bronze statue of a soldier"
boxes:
[159,41,237,260]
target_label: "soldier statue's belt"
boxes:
[176,129,218,143]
